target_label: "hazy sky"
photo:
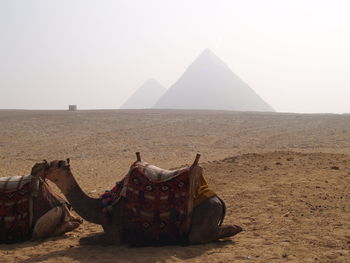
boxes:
[1,0,349,113]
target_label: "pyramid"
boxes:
[121,79,166,109]
[153,49,274,112]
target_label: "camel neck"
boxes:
[63,172,102,225]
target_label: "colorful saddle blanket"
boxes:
[0,175,38,243]
[102,161,197,245]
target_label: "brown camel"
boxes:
[0,161,82,243]
[45,155,242,245]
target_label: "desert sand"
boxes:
[0,109,349,263]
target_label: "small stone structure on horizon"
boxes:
[68,105,77,111]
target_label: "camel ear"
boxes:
[66,158,70,164]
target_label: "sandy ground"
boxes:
[0,109,349,263]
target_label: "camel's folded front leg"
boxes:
[32,205,81,240]
[32,206,64,240]
[188,196,242,244]
[52,205,82,236]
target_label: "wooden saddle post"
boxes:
[136,152,141,162]
[191,153,201,167]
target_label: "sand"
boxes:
[0,109,349,263]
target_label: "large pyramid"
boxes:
[121,79,166,109]
[153,49,274,112]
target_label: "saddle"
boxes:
[0,174,40,243]
[135,163,189,182]
[101,153,216,245]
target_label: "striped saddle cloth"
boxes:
[0,174,39,243]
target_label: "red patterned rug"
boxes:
[0,175,33,243]
[101,161,193,245]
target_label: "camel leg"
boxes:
[32,206,63,240]
[188,196,242,244]
[32,205,81,240]
[52,205,82,236]
[218,224,242,239]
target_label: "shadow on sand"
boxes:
[19,239,235,263]
[0,234,71,249]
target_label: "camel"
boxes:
[0,161,82,243]
[45,154,242,245]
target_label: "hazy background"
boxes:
[1,0,349,113]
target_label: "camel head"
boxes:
[31,160,50,178]
[31,159,71,179]
[29,159,73,194]
[42,159,70,180]
[35,159,74,194]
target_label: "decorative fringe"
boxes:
[100,180,124,223]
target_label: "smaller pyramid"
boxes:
[121,79,166,109]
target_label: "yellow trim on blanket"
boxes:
[193,174,216,207]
